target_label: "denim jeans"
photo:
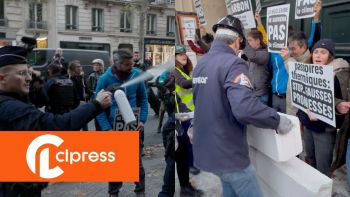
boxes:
[220,164,263,197]
[158,157,175,197]
[346,139,350,189]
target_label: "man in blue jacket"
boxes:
[95,49,148,196]
[192,16,293,197]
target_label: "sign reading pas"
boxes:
[288,62,336,127]
[295,0,317,19]
[225,0,256,29]
[267,4,290,53]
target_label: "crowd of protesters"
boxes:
[174,0,350,197]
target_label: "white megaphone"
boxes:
[114,89,136,126]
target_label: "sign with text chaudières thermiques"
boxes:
[295,0,317,19]
[288,62,336,127]
[225,0,256,29]
[267,4,290,53]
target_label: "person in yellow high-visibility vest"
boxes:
[174,44,201,177]
[174,45,194,112]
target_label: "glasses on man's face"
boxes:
[16,70,33,77]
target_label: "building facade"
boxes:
[0,0,175,64]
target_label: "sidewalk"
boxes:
[184,164,350,197]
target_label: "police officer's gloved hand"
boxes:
[277,115,293,135]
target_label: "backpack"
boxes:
[47,77,76,114]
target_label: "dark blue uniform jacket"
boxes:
[0,91,103,130]
[192,40,280,175]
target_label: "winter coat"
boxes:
[243,44,270,96]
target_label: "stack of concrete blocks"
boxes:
[247,113,333,197]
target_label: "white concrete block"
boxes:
[250,147,333,197]
[258,177,281,197]
[247,113,302,162]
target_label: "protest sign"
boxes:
[114,108,140,131]
[193,0,207,25]
[267,4,290,53]
[288,62,335,127]
[295,0,317,19]
[179,16,197,42]
[256,0,261,13]
[225,0,256,29]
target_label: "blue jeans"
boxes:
[346,139,350,189]
[220,164,263,197]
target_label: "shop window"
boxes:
[120,11,132,33]
[146,14,157,35]
[66,5,78,30]
[92,8,104,32]
[145,44,174,66]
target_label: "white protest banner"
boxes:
[267,4,290,53]
[225,0,256,29]
[193,0,207,25]
[181,17,197,41]
[295,0,317,19]
[288,62,335,127]
[256,0,261,13]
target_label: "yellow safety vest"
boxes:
[175,67,195,111]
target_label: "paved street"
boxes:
[42,106,167,197]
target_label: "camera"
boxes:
[21,37,37,52]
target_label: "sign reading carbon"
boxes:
[267,4,290,53]
[225,0,256,29]
[288,62,336,127]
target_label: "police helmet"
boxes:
[212,15,246,49]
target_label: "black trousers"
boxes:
[108,133,145,194]
[0,183,46,197]
[175,131,191,187]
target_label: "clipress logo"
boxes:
[0,131,140,181]
[26,134,116,179]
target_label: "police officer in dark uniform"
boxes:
[192,16,294,197]
[0,45,112,196]
[44,62,78,114]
